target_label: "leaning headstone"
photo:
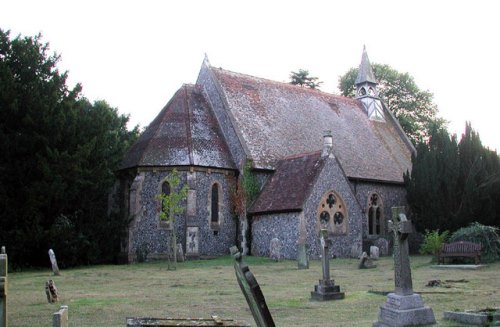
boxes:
[359,252,377,269]
[53,305,68,327]
[297,243,309,269]
[373,207,436,327]
[45,280,59,303]
[176,243,185,262]
[374,238,389,256]
[269,238,281,262]
[1,246,7,327]
[48,249,60,276]
[370,246,380,259]
[311,229,345,301]
[230,246,275,327]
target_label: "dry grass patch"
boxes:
[7,255,500,326]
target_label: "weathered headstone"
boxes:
[373,207,436,327]
[358,252,377,269]
[350,242,362,258]
[176,243,185,262]
[311,229,345,301]
[297,243,309,269]
[48,249,60,276]
[269,238,281,262]
[374,238,389,256]
[370,246,380,259]
[1,246,7,327]
[45,280,59,303]
[230,246,275,327]
[53,305,68,327]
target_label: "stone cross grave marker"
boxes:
[230,246,275,327]
[373,207,436,327]
[48,249,60,276]
[310,229,345,301]
[1,246,7,327]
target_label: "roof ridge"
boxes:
[213,67,354,101]
[280,150,321,160]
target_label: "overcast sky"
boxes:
[2,0,499,151]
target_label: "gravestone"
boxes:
[45,280,59,303]
[370,246,380,259]
[269,238,281,262]
[48,249,60,276]
[1,246,7,327]
[358,252,376,269]
[297,243,309,269]
[53,305,68,327]
[373,207,436,327]
[374,238,389,256]
[310,229,345,301]
[186,226,199,257]
[176,243,185,262]
[350,243,362,258]
[230,246,275,327]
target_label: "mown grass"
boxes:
[6,255,500,326]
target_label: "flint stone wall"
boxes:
[251,213,298,259]
[304,156,363,259]
[128,168,237,261]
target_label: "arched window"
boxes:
[211,183,219,223]
[368,193,383,236]
[317,190,348,235]
[209,182,222,231]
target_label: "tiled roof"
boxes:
[249,152,324,215]
[120,84,235,170]
[211,67,412,182]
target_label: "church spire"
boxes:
[355,45,377,85]
[355,46,385,122]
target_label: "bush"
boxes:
[450,222,500,263]
[419,229,449,262]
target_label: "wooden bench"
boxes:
[438,241,482,265]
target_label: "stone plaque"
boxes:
[186,227,199,257]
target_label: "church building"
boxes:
[112,48,415,262]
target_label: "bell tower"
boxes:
[355,46,385,122]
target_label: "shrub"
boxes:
[419,229,449,262]
[450,222,500,263]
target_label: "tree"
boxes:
[338,63,445,145]
[158,169,188,270]
[405,122,500,232]
[290,69,323,89]
[0,29,139,268]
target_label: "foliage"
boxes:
[241,160,260,206]
[290,69,323,89]
[419,229,449,262]
[450,222,500,262]
[0,29,139,268]
[338,63,445,145]
[405,123,500,233]
[157,169,188,269]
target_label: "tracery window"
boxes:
[368,193,383,236]
[317,191,348,235]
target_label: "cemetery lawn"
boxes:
[8,255,500,326]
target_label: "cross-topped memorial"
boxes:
[373,207,436,327]
[310,229,344,301]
